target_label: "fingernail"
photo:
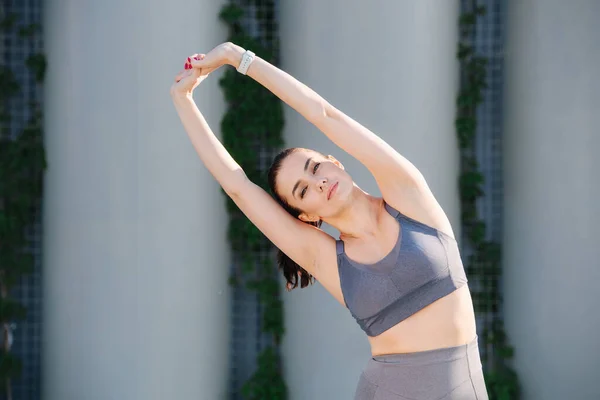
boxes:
[187,57,191,62]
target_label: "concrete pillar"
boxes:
[279,1,461,398]
[504,1,600,398]
[42,1,230,398]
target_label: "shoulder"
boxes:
[382,183,456,240]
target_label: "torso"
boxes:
[367,285,477,355]
[316,198,478,356]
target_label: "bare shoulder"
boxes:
[381,181,456,240]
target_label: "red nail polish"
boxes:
[187,57,191,62]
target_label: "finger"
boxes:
[185,54,204,70]
[184,54,199,70]
[174,70,185,82]
[175,69,192,83]
[190,54,206,68]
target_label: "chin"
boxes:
[331,180,350,202]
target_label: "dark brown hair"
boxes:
[267,148,322,291]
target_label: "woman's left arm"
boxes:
[224,44,425,189]
[193,43,448,228]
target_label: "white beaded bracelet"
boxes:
[236,50,255,75]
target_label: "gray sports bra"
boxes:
[336,202,468,337]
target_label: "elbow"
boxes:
[307,101,336,125]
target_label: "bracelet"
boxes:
[236,50,255,75]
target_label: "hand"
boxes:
[170,54,217,97]
[190,42,244,70]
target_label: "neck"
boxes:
[322,186,383,240]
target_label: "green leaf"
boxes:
[0,67,21,99]
[0,298,28,321]
[26,53,47,82]
[0,351,23,379]
[18,23,41,39]
[457,43,473,60]
[0,14,17,31]
[219,4,245,26]
[455,116,476,148]
[459,171,484,202]
[241,347,287,400]
[459,13,476,27]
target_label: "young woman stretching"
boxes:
[171,42,489,400]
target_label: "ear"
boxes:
[327,154,345,170]
[298,213,320,223]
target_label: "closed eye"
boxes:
[301,162,321,199]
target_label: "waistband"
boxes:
[371,335,480,366]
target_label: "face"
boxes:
[275,150,353,222]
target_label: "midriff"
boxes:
[368,285,477,356]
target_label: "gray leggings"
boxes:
[354,336,489,400]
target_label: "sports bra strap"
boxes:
[384,201,401,219]
[335,239,345,255]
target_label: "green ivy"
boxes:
[218,3,287,399]
[0,11,47,400]
[456,3,520,399]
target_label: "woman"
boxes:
[171,42,488,400]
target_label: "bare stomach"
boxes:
[368,285,477,356]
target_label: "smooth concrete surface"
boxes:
[504,1,600,398]
[43,1,230,398]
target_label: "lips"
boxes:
[327,182,338,200]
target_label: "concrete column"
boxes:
[42,1,230,399]
[279,1,461,398]
[504,1,600,399]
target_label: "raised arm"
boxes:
[191,43,452,234]
[169,58,343,301]
[222,44,425,187]
[170,69,245,194]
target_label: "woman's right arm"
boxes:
[229,176,343,303]
[171,92,246,194]
[170,69,339,295]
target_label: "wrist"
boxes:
[225,43,245,68]
[170,90,193,104]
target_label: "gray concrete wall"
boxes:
[504,1,600,398]
[279,1,461,397]
[42,1,231,398]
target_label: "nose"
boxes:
[317,177,327,192]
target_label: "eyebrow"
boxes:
[292,157,313,199]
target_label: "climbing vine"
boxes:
[456,3,519,399]
[218,2,287,399]
[0,10,46,400]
